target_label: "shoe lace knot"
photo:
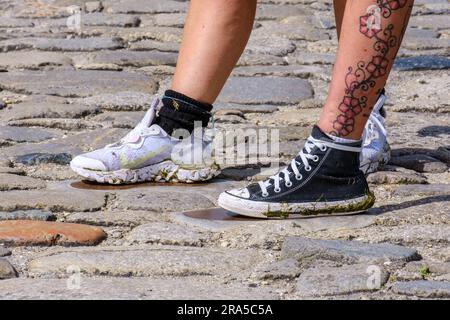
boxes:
[258,136,361,197]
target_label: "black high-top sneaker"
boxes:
[218,126,375,219]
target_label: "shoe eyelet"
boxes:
[262,192,269,197]
[305,165,312,172]
[274,187,281,193]
[313,155,319,162]
[285,181,293,188]
[320,146,327,152]
[295,174,303,180]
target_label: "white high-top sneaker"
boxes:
[70,99,220,184]
[360,91,391,174]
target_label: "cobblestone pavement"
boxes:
[0,0,449,300]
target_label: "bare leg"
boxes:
[171,0,257,104]
[318,0,413,139]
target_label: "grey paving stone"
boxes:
[404,38,450,50]
[390,154,448,173]
[0,210,56,221]
[85,1,103,13]
[0,259,17,279]
[28,245,264,277]
[254,18,331,41]
[79,91,155,111]
[3,128,128,158]
[0,173,46,191]
[282,237,420,265]
[0,167,24,175]
[65,210,165,228]
[171,210,254,233]
[0,17,34,28]
[392,280,450,298]
[367,171,427,185]
[233,65,325,78]
[363,225,450,246]
[72,50,177,69]
[153,13,186,27]
[37,13,140,28]
[373,200,450,229]
[0,51,73,69]
[434,147,450,165]
[90,111,144,128]
[392,184,450,197]
[0,38,33,52]
[0,126,59,143]
[8,118,98,132]
[237,53,287,66]
[245,36,296,57]
[406,261,450,276]
[105,0,187,14]
[112,189,215,213]
[409,15,450,30]
[218,77,313,105]
[129,39,179,52]
[76,13,140,27]
[404,28,439,39]
[395,56,450,71]
[291,52,336,65]
[214,103,279,114]
[125,222,208,246]
[291,213,378,232]
[0,70,157,97]
[251,259,302,281]
[1,101,100,121]
[15,153,72,166]
[256,4,305,20]
[139,65,175,76]
[0,189,106,212]
[0,277,277,300]
[33,37,124,52]
[109,25,183,43]
[0,247,11,257]
[387,72,449,114]
[296,264,389,297]
[6,0,73,18]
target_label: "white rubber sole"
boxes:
[218,192,375,219]
[71,160,220,184]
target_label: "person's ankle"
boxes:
[316,120,363,141]
[154,90,213,136]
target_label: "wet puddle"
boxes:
[70,180,208,190]
[182,207,260,221]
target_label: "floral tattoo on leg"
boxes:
[331,0,412,137]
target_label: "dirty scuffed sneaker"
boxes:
[70,99,220,184]
[360,90,391,174]
[218,126,375,219]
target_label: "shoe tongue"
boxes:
[140,98,160,128]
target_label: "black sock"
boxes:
[154,90,213,136]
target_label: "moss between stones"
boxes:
[420,266,431,278]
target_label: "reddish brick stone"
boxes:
[0,220,107,246]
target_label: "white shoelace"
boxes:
[258,136,362,197]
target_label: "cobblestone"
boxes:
[0,0,448,300]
